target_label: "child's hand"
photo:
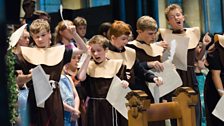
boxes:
[16,70,32,86]
[29,68,33,75]
[158,41,169,49]
[87,45,92,56]
[16,70,23,75]
[153,77,163,86]
[203,32,211,46]
[121,80,129,89]
[71,109,80,121]
[147,61,164,72]
[68,25,77,35]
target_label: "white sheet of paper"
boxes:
[162,34,189,71]
[148,60,183,100]
[154,85,160,103]
[168,40,177,62]
[32,65,53,108]
[106,76,131,119]
[212,96,224,121]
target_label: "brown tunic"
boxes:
[106,42,156,101]
[127,40,162,70]
[159,28,201,126]
[82,59,128,126]
[159,28,200,90]
[127,40,165,126]
[16,46,72,126]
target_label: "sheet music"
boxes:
[148,60,183,100]
[162,34,189,71]
[168,40,177,61]
[154,85,160,103]
[106,76,131,119]
[32,65,53,108]
[212,96,224,121]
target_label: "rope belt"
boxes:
[49,80,58,89]
[187,65,194,68]
[89,97,106,100]
[89,97,119,126]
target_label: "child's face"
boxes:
[197,59,206,69]
[90,43,106,63]
[111,34,129,49]
[68,55,80,70]
[76,25,87,38]
[167,8,184,30]
[32,29,51,48]
[138,29,157,44]
[17,30,30,47]
[60,26,75,41]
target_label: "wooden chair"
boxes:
[126,87,198,126]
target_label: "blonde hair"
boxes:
[109,20,131,38]
[29,19,50,35]
[73,16,87,26]
[87,35,109,50]
[137,16,157,31]
[164,4,183,20]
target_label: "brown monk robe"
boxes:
[16,46,73,126]
[81,59,128,126]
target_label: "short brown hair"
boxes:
[73,16,87,26]
[165,4,183,20]
[29,19,50,35]
[109,20,131,38]
[87,35,109,50]
[137,16,157,31]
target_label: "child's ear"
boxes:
[59,30,62,35]
[111,35,115,40]
[105,48,108,53]
[136,29,142,34]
